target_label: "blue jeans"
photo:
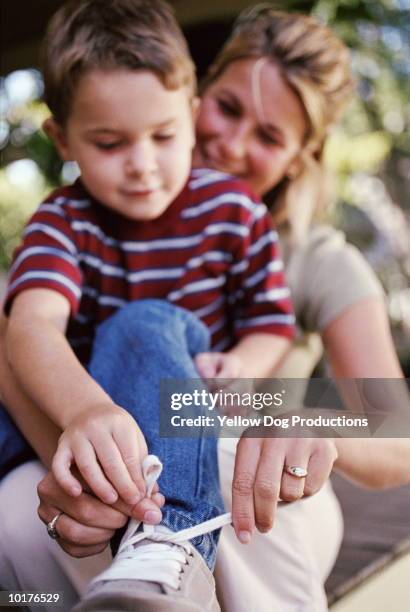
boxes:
[0,300,224,568]
[0,407,36,478]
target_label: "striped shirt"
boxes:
[5,168,295,364]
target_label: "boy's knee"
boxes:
[181,310,210,356]
[97,299,210,355]
[101,299,175,333]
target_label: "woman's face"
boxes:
[194,58,308,197]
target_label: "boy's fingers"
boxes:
[52,445,82,497]
[129,497,164,523]
[215,360,235,379]
[72,437,118,504]
[112,426,147,496]
[112,491,165,521]
[195,352,217,378]
[152,491,165,507]
[231,437,261,544]
[91,433,141,505]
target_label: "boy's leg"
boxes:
[88,299,224,569]
[0,402,35,480]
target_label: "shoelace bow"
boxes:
[91,455,232,590]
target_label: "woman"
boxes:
[0,6,408,612]
[192,7,407,610]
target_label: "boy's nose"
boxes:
[125,143,157,176]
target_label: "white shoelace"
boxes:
[90,455,232,590]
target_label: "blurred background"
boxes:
[1,0,409,371]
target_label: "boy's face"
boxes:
[47,69,197,221]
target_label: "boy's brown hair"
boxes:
[42,0,196,125]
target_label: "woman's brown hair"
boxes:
[202,5,355,236]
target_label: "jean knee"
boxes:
[178,308,210,356]
[98,300,176,336]
[96,299,210,356]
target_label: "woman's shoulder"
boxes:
[283,224,384,333]
[295,224,348,255]
[286,223,376,277]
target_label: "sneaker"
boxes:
[73,455,231,612]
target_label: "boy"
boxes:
[2,0,294,609]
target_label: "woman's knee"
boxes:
[0,461,47,551]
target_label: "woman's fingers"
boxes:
[231,437,261,543]
[37,470,129,557]
[253,443,284,532]
[279,439,337,500]
[232,436,339,543]
[303,441,337,496]
[38,471,129,530]
[280,451,309,502]
[38,502,116,557]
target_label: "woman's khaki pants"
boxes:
[0,441,342,612]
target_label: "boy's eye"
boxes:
[217,98,239,117]
[153,132,175,142]
[95,142,122,150]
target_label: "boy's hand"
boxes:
[52,403,148,506]
[195,352,243,379]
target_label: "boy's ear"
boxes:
[191,96,201,123]
[190,96,201,122]
[189,97,201,149]
[42,117,71,161]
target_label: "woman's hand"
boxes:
[52,403,148,506]
[231,436,338,543]
[37,470,164,558]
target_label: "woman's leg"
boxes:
[0,461,111,612]
[215,438,343,612]
[88,299,224,569]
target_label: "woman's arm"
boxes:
[322,297,410,488]
[322,297,402,378]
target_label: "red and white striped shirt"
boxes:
[5,168,295,364]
